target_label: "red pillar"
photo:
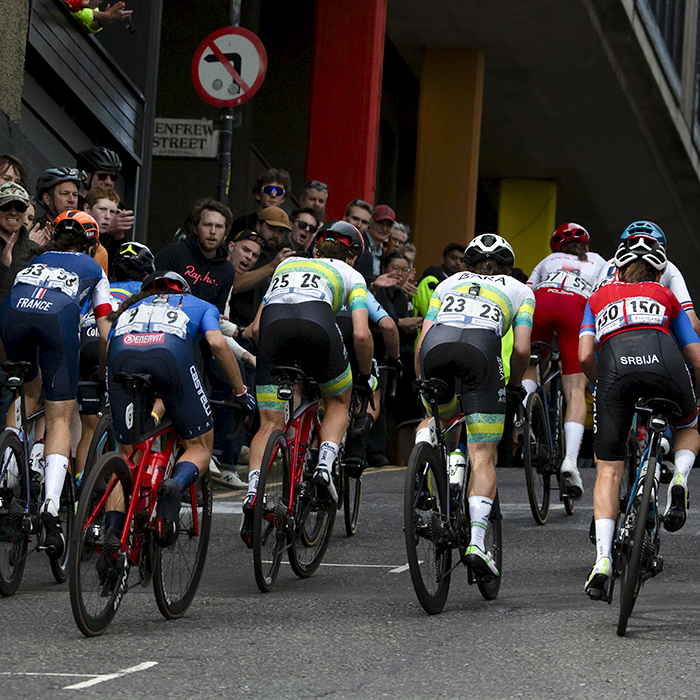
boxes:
[306,0,387,220]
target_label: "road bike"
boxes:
[252,366,341,592]
[404,378,502,614]
[523,341,574,525]
[68,372,212,636]
[0,361,75,595]
[588,397,677,636]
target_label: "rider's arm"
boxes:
[681,343,700,392]
[350,307,373,376]
[251,301,263,345]
[578,335,597,384]
[377,316,399,360]
[95,315,112,378]
[205,328,247,395]
[509,324,531,386]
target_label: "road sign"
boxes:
[191,27,267,107]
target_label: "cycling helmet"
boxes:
[36,167,85,197]
[76,147,122,174]
[316,220,365,257]
[113,241,156,281]
[549,222,590,253]
[464,233,515,268]
[620,220,666,248]
[614,235,667,272]
[141,270,191,295]
[52,210,99,242]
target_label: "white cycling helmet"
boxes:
[614,234,667,273]
[464,233,515,269]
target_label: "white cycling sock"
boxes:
[44,453,69,513]
[468,496,493,551]
[595,518,615,561]
[415,428,432,445]
[564,422,585,462]
[318,441,339,471]
[246,469,260,497]
[674,449,695,481]
[522,379,537,405]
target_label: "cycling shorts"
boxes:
[419,325,506,443]
[107,334,213,443]
[0,303,80,402]
[78,327,101,415]
[594,329,698,460]
[256,301,352,411]
[531,287,587,375]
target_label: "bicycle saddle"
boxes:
[2,360,34,379]
[635,397,682,420]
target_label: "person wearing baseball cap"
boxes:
[355,203,397,283]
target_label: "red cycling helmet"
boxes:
[316,220,365,257]
[550,222,590,253]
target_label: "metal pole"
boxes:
[216,0,243,204]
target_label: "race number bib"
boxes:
[114,302,189,340]
[266,270,330,303]
[14,263,79,299]
[436,293,502,334]
[595,296,667,341]
[538,270,592,297]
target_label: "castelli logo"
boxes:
[123,333,165,345]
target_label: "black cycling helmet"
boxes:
[464,233,515,269]
[614,234,667,273]
[141,270,191,295]
[36,167,85,198]
[316,220,364,257]
[76,147,122,174]
[113,241,156,281]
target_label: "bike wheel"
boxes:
[69,452,133,637]
[343,470,362,537]
[476,490,503,600]
[154,470,213,618]
[617,453,657,636]
[79,414,116,494]
[552,385,575,515]
[49,468,76,584]
[0,431,28,597]
[524,393,551,525]
[252,429,289,592]
[404,441,451,614]
[289,427,336,578]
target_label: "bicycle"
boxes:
[0,360,76,595]
[522,341,575,525]
[252,366,338,592]
[404,378,502,614]
[590,397,677,636]
[68,372,213,636]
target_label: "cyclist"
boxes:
[74,241,156,479]
[597,220,700,335]
[580,233,700,599]
[524,223,607,499]
[106,270,255,544]
[242,221,373,543]
[414,234,534,577]
[34,167,84,230]
[0,210,111,557]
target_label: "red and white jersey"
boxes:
[528,252,608,299]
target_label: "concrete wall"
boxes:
[0,1,29,124]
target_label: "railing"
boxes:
[646,0,687,75]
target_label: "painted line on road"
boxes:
[213,502,242,514]
[63,662,158,690]
[388,563,411,573]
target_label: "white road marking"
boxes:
[63,662,158,690]
[388,564,411,574]
[213,502,242,514]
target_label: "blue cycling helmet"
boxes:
[620,221,666,248]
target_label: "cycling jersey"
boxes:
[597,259,694,313]
[0,251,110,401]
[263,256,367,314]
[529,252,607,298]
[425,271,534,336]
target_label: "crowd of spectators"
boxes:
[0,150,470,483]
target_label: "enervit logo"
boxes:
[123,333,165,345]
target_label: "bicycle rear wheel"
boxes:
[69,452,133,637]
[404,441,451,614]
[0,431,28,597]
[552,385,574,515]
[289,427,336,578]
[617,453,657,636]
[524,393,552,525]
[79,414,116,495]
[253,429,289,592]
[154,470,213,618]
[343,470,362,537]
[49,468,76,584]
[476,490,503,600]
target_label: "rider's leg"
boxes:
[246,408,286,498]
[560,372,588,499]
[663,425,700,532]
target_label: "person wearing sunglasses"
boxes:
[231,168,292,234]
[299,180,328,216]
[287,206,320,254]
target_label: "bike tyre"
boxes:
[524,393,551,525]
[343,470,362,537]
[79,414,116,495]
[476,490,503,601]
[49,467,76,584]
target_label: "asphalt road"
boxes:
[3,465,700,699]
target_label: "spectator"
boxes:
[402,241,418,297]
[83,186,120,273]
[76,147,133,240]
[388,222,409,255]
[0,155,28,189]
[24,197,36,229]
[344,198,373,235]
[299,180,328,218]
[154,198,235,312]
[34,167,83,232]
[355,204,396,283]
[65,1,133,34]
[231,168,292,234]
[286,206,320,253]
